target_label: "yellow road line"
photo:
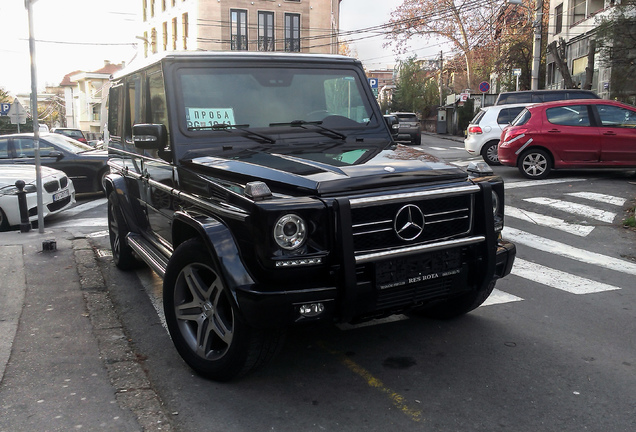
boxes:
[320,343,422,423]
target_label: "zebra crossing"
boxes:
[488,179,633,307]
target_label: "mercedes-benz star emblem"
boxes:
[394,204,425,241]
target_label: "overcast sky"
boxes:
[0,0,443,95]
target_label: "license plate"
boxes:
[53,189,70,201]
[375,249,462,290]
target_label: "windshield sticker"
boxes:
[186,108,236,128]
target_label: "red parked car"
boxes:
[498,99,636,179]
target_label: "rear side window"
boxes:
[470,110,486,124]
[546,105,591,126]
[499,93,532,104]
[511,109,531,126]
[496,107,525,124]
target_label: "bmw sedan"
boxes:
[498,99,636,179]
[0,165,75,231]
[0,133,109,193]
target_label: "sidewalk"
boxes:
[422,131,465,143]
[0,228,171,431]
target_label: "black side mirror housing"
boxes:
[132,124,167,150]
[383,115,399,139]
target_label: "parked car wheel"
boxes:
[163,239,285,381]
[411,281,496,319]
[518,148,552,179]
[413,133,422,145]
[108,192,142,270]
[0,208,10,231]
[481,140,501,166]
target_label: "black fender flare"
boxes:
[171,211,255,308]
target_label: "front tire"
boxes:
[411,281,496,320]
[163,239,284,381]
[518,148,552,179]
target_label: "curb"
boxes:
[73,238,174,432]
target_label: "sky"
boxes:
[0,0,444,96]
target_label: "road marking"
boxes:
[566,192,627,207]
[52,217,108,228]
[319,343,422,423]
[450,146,465,151]
[64,197,107,217]
[428,146,446,151]
[503,227,636,276]
[512,258,620,294]
[505,206,594,237]
[524,197,616,223]
[505,178,586,189]
[482,288,523,306]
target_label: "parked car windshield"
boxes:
[44,133,94,153]
[177,66,375,130]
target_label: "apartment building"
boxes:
[139,0,341,57]
[545,0,620,98]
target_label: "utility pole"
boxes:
[531,0,544,90]
[439,51,443,106]
[26,0,44,233]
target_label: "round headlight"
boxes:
[492,190,500,215]
[274,214,307,250]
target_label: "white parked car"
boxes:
[0,165,75,231]
[464,103,530,165]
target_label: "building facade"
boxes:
[140,0,341,57]
[545,0,617,98]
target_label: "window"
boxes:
[258,11,275,51]
[546,105,590,126]
[108,85,122,137]
[182,13,188,50]
[597,104,636,127]
[151,28,158,54]
[572,0,586,23]
[172,18,178,50]
[143,0,147,21]
[547,62,557,85]
[151,0,155,18]
[148,69,170,137]
[162,0,166,12]
[496,107,525,125]
[231,10,248,50]
[0,138,9,159]
[162,22,168,51]
[285,13,300,52]
[555,4,563,35]
[126,74,144,139]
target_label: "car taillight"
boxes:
[467,126,483,134]
[500,129,527,147]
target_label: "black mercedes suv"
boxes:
[104,52,515,381]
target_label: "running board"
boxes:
[126,233,169,278]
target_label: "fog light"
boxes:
[299,303,325,318]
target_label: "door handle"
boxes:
[602,131,617,136]
[548,129,561,133]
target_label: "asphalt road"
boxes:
[42,136,636,431]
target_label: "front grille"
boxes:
[377,277,454,309]
[350,187,476,255]
[47,196,72,212]
[60,176,68,188]
[44,180,59,193]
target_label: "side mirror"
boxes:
[132,124,167,150]
[48,150,64,161]
[383,115,399,139]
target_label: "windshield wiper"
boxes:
[188,123,276,144]
[269,120,347,141]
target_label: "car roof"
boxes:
[112,51,361,80]
[528,99,633,109]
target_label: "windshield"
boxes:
[177,66,375,131]
[44,133,93,153]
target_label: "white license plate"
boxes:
[53,189,70,201]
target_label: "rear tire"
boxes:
[411,281,496,320]
[481,140,501,166]
[163,239,285,381]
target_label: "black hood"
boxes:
[185,143,468,195]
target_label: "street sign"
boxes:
[7,98,27,124]
[368,78,378,89]
[513,68,522,76]
[0,103,10,116]
[459,93,469,102]
[479,81,490,93]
